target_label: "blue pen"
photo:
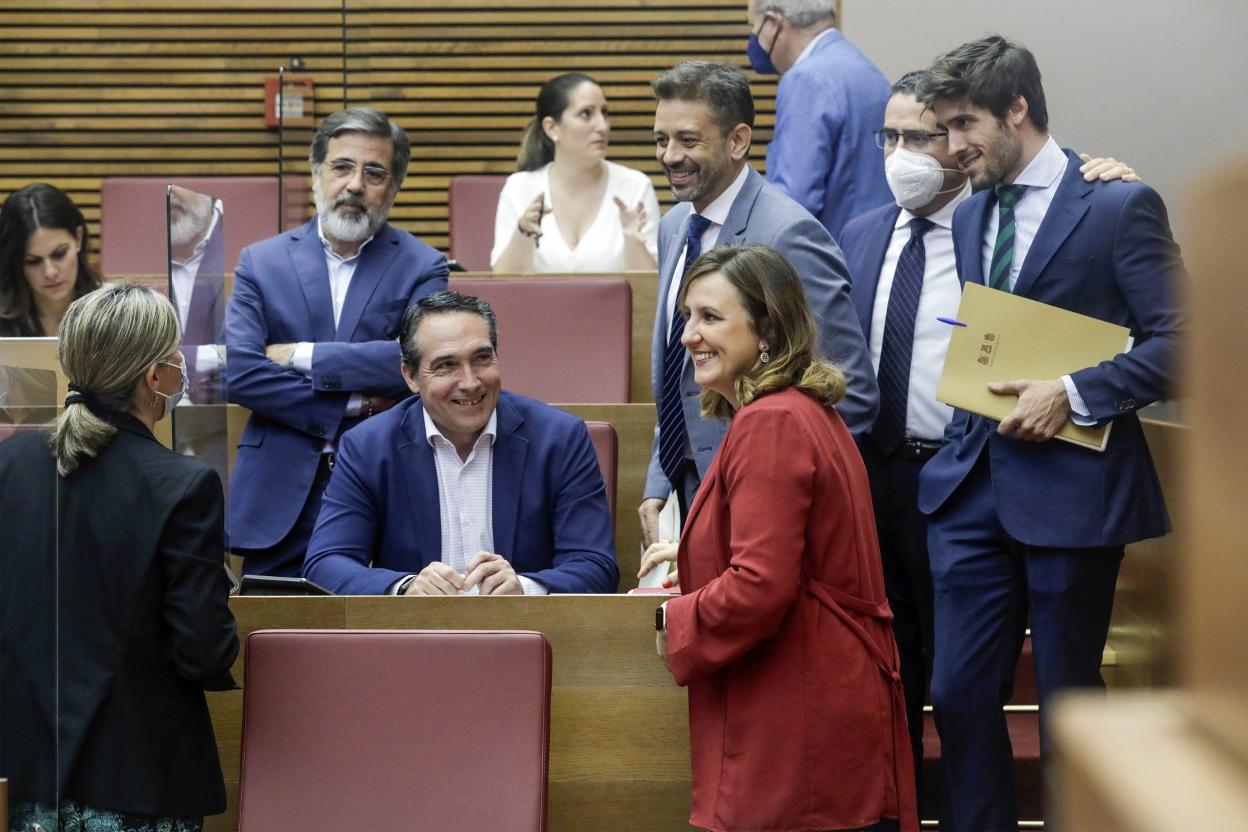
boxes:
[937,317,967,327]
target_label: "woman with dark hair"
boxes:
[0,183,103,336]
[491,73,659,272]
[0,282,238,832]
[641,244,917,832]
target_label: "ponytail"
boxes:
[516,118,555,172]
[50,282,180,476]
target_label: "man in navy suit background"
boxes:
[745,0,892,241]
[303,291,618,596]
[840,70,1135,795]
[225,107,448,577]
[912,36,1184,830]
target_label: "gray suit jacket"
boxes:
[644,165,878,499]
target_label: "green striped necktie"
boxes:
[988,184,1027,291]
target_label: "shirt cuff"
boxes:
[518,575,549,596]
[345,393,366,417]
[389,575,414,595]
[291,342,314,374]
[1062,375,1096,426]
[195,344,222,374]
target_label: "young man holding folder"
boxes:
[913,35,1185,832]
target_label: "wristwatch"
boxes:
[655,602,667,632]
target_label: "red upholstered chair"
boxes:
[448,175,506,271]
[237,629,551,832]
[449,277,631,403]
[585,420,618,519]
[99,176,308,277]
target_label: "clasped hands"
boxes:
[398,552,523,596]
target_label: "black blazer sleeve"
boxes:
[160,467,239,690]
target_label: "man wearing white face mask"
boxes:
[840,70,1136,798]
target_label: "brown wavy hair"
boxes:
[678,243,845,420]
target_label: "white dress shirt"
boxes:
[664,163,752,330]
[290,218,372,418]
[868,182,970,441]
[390,408,547,596]
[979,136,1092,419]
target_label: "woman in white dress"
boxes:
[492,73,660,273]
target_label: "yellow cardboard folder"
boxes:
[935,283,1133,452]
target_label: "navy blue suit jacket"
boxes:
[841,202,904,345]
[917,150,1183,548]
[302,391,619,595]
[224,219,448,549]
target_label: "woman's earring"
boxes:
[759,343,770,364]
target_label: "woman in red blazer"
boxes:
[644,244,917,832]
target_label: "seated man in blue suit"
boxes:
[840,70,1135,796]
[225,107,449,577]
[912,36,1185,831]
[303,291,619,596]
[639,60,878,547]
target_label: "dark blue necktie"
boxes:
[657,212,713,487]
[989,184,1027,291]
[874,217,935,454]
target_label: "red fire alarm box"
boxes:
[264,76,315,128]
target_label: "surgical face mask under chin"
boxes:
[156,359,189,409]
[884,147,961,211]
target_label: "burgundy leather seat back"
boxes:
[99,176,308,277]
[448,175,506,271]
[585,421,617,519]
[449,277,630,403]
[238,629,551,832]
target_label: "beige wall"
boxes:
[842,0,1248,240]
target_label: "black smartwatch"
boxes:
[655,602,666,632]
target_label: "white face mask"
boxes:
[884,147,960,211]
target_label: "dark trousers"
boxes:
[236,454,334,578]
[860,440,935,803]
[926,451,1123,832]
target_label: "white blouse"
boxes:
[491,160,660,272]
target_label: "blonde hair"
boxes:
[52,282,180,476]
[678,244,845,421]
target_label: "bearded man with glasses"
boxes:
[224,107,448,578]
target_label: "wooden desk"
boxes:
[207,595,689,831]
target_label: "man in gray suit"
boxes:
[639,60,878,547]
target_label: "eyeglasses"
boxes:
[325,159,391,187]
[873,128,949,150]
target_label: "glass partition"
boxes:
[0,339,61,826]
[167,186,231,500]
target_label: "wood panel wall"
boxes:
[0,0,780,255]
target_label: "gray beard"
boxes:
[312,178,391,244]
[169,195,213,247]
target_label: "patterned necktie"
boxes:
[988,184,1027,291]
[874,217,935,454]
[657,212,713,487]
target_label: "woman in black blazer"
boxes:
[1,282,238,832]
